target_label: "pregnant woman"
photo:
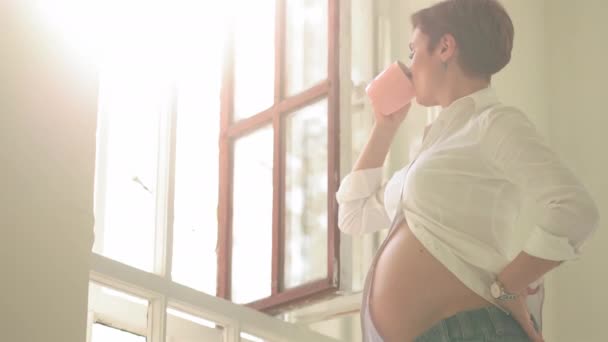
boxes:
[336,0,600,341]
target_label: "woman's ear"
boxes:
[438,33,457,63]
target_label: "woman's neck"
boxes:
[438,77,490,108]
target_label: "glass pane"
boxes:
[87,283,148,337]
[167,307,224,342]
[171,40,222,295]
[233,0,276,120]
[94,72,165,272]
[241,332,269,342]
[284,99,328,289]
[231,127,274,303]
[285,0,328,96]
[92,323,146,342]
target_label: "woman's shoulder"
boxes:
[476,103,535,133]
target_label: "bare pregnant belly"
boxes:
[369,220,492,341]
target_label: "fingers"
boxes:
[389,103,411,117]
[379,104,410,124]
[522,315,544,342]
[527,285,541,295]
[513,310,544,342]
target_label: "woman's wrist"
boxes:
[352,121,399,170]
[497,251,562,295]
[497,273,526,295]
[372,120,400,138]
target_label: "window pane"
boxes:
[284,99,328,289]
[241,332,269,342]
[171,46,221,295]
[94,73,165,272]
[285,0,328,96]
[233,0,276,120]
[231,127,274,303]
[167,307,224,342]
[88,283,148,337]
[92,323,146,342]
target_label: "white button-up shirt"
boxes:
[336,87,599,326]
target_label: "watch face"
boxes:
[491,282,501,298]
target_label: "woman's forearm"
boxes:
[498,251,562,294]
[353,123,399,171]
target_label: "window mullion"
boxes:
[218,19,236,299]
[148,296,167,342]
[92,90,110,255]
[154,86,176,277]
[272,110,284,296]
[224,321,241,342]
[162,86,178,281]
[272,0,286,296]
[327,0,341,288]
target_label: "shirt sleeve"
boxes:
[480,107,600,261]
[335,167,391,235]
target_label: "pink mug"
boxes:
[365,61,415,116]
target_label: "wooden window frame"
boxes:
[217,0,341,312]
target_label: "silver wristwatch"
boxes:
[490,279,518,301]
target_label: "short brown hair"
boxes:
[411,0,514,78]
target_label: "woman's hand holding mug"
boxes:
[366,61,415,131]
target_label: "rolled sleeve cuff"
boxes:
[336,167,384,203]
[523,226,581,261]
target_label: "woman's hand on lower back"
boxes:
[499,286,544,342]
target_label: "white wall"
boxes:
[543,1,608,341]
[494,0,549,133]
[1,2,98,341]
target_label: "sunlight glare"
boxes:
[33,0,230,79]
[37,0,281,302]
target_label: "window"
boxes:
[34,0,421,339]
[91,0,340,319]
[218,0,340,311]
[91,323,146,342]
[87,283,149,342]
[166,307,226,342]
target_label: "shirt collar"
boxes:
[467,86,499,111]
[445,86,499,111]
[436,86,500,123]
